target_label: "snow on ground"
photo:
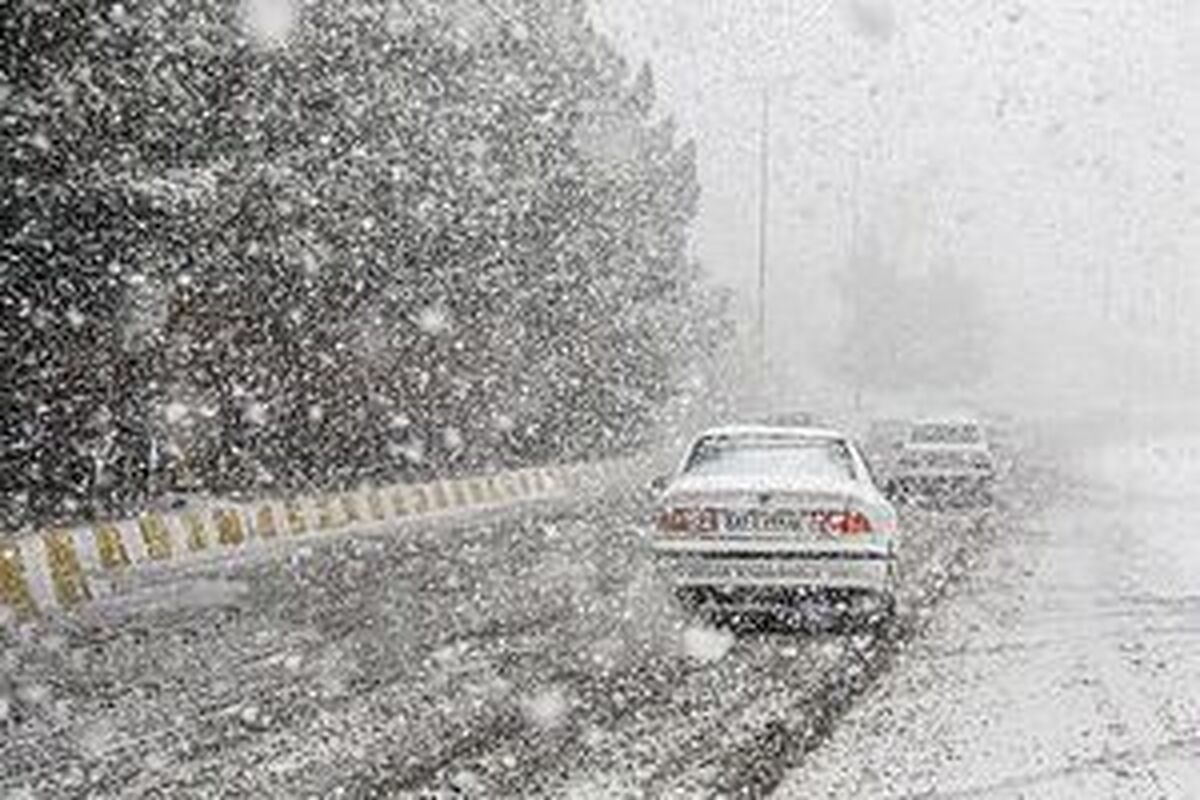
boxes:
[1085,435,1200,501]
[0,440,1051,797]
[777,436,1200,798]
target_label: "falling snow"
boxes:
[4,0,1200,798]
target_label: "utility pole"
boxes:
[757,86,770,396]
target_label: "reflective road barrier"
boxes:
[0,463,600,620]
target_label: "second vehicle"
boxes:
[889,416,996,507]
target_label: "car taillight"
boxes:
[807,509,873,535]
[656,507,717,534]
[833,510,873,535]
[657,508,689,532]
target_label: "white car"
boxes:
[649,425,899,621]
[889,417,995,506]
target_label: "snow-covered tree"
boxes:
[1,0,720,524]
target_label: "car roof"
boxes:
[694,424,847,441]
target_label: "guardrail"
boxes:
[0,463,610,621]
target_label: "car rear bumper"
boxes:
[650,541,895,592]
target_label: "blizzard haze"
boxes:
[9,2,1200,797]
[592,0,1200,421]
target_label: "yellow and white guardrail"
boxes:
[0,464,583,620]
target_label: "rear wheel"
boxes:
[831,589,897,633]
[674,586,714,616]
[868,590,897,624]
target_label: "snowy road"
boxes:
[777,437,1200,798]
[1,441,1056,798]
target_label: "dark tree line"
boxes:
[1,0,720,528]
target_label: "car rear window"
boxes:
[911,424,982,445]
[682,437,856,481]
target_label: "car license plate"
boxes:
[721,509,817,534]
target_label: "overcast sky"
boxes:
[589,0,1200,407]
